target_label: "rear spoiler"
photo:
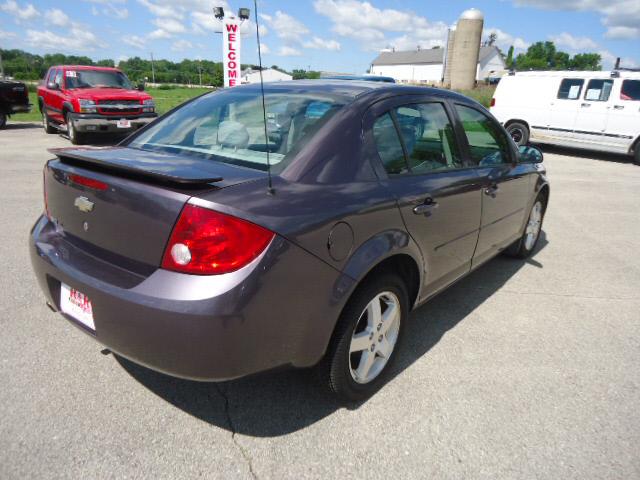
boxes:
[48,147,224,188]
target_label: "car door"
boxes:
[452,103,531,267]
[549,77,584,140]
[48,68,65,123]
[605,78,640,152]
[366,96,483,298]
[572,78,615,147]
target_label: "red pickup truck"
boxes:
[38,65,157,144]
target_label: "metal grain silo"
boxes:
[448,9,484,90]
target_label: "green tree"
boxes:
[506,45,514,69]
[569,53,601,70]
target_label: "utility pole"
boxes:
[150,52,156,84]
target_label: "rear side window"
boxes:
[557,78,584,100]
[621,80,640,101]
[584,79,613,101]
[372,113,407,175]
[455,105,511,167]
[393,103,461,173]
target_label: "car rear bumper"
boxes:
[29,215,351,381]
[70,113,157,134]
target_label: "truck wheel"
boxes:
[66,113,84,145]
[42,111,56,134]
[0,113,6,129]
[506,122,529,147]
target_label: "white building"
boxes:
[241,68,292,84]
[369,46,505,84]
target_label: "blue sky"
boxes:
[1,0,638,73]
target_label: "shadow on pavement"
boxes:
[118,234,549,437]
[537,144,634,164]
[3,121,41,130]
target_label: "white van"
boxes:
[490,71,640,164]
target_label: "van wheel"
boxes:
[42,111,56,134]
[317,273,408,402]
[633,147,640,166]
[507,122,529,147]
[505,195,546,258]
[66,113,84,145]
[0,113,6,129]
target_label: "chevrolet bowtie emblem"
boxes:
[74,196,94,213]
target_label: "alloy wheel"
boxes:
[348,291,401,384]
[524,201,543,251]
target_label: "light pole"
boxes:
[213,6,250,87]
[150,52,156,84]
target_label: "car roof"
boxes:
[49,65,121,72]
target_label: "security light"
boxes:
[213,7,225,19]
[238,8,250,20]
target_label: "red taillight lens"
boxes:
[490,97,496,107]
[68,173,109,191]
[161,204,274,275]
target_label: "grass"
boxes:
[10,87,214,123]
[456,85,496,108]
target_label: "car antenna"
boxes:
[253,0,274,195]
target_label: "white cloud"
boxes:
[26,28,105,52]
[1,0,39,21]
[303,36,341,51]
[313,0,448,51]
[511,0,640,39]
[258,43,270,54]
[484,27,530,51]
[151,17,186,35]
[123,35,147,49]
[45,8,71,28]
[148,29,173,40]
[0,29,16,39]
[137,0,184,19]
[260,10,309,43]
[171,39,193,52]
[278,46,302,57]
[549,32,598,51]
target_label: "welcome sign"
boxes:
[223,19,241,87]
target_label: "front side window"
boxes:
[372,113,407,175]
[393,103,461,173]
[455,104,511,167]
[129,89,347,172]
[557,78,584,100]
[584,79,613,101]
[53,69,63,88]
[621,80,640,101]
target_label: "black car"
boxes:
[30,81,548,401]
[0,79,31,128]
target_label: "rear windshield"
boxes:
[128,89,347,171]
[65,69,132,90]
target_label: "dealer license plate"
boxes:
[60,283,95,330]
[116,119,131,129]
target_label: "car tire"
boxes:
[66,113,84,145]
[0,113,6,129]
[505,194,547,259]
[633,146,640,166]
[506,122,529,147]
[42,110,56,134]
[317,273,409,402]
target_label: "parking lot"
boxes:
[1,122,639,479]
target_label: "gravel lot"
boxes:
[1,122,639,479]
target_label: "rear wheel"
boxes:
[318,274,408,402]
[633,147,640,166]
[66,112,84,145]
[505,195,546,258]
[506,122,529,147]
[42,110,56,134]
[0,113,6,129]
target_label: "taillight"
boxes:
[161,204,274,275]
[68,173,109,191]
[490,98,496,107]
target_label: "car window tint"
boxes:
[393,103,461,173]
[455,105,510,167]
[584,79,613,101]
[372,113,408,175]
[557,78,584,100]
[54,69,63,88]
[621,80,640,101]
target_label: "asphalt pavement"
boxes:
[1,122,639,479]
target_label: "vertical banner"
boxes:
[223,18,241,87]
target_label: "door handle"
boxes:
[412,198,438,215]
[613,105,624,110]
[580,103,591,108]
[484,184,499,197]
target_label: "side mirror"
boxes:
[518,145,543,164]
[137,82,145,92]
[47,82,59,90]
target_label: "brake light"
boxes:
[490,98,496,107]
[161,204,274,275]
[69,173,109,191]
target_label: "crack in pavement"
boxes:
[212,384,258,480]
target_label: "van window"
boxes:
[557,79,584,100]
[621,80,640,101]
[584,79,613,102]
[455,104,511,167]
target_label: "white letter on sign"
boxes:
[223,19,241,88]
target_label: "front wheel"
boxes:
[505,195,546,258]
[66,113,84,145]
[42,110,56,134]
[506,122,529,147]
[318,274,408,402]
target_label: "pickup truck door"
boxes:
[365,97,483,298]
[452,103,532,267]
[45,68,65,123]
